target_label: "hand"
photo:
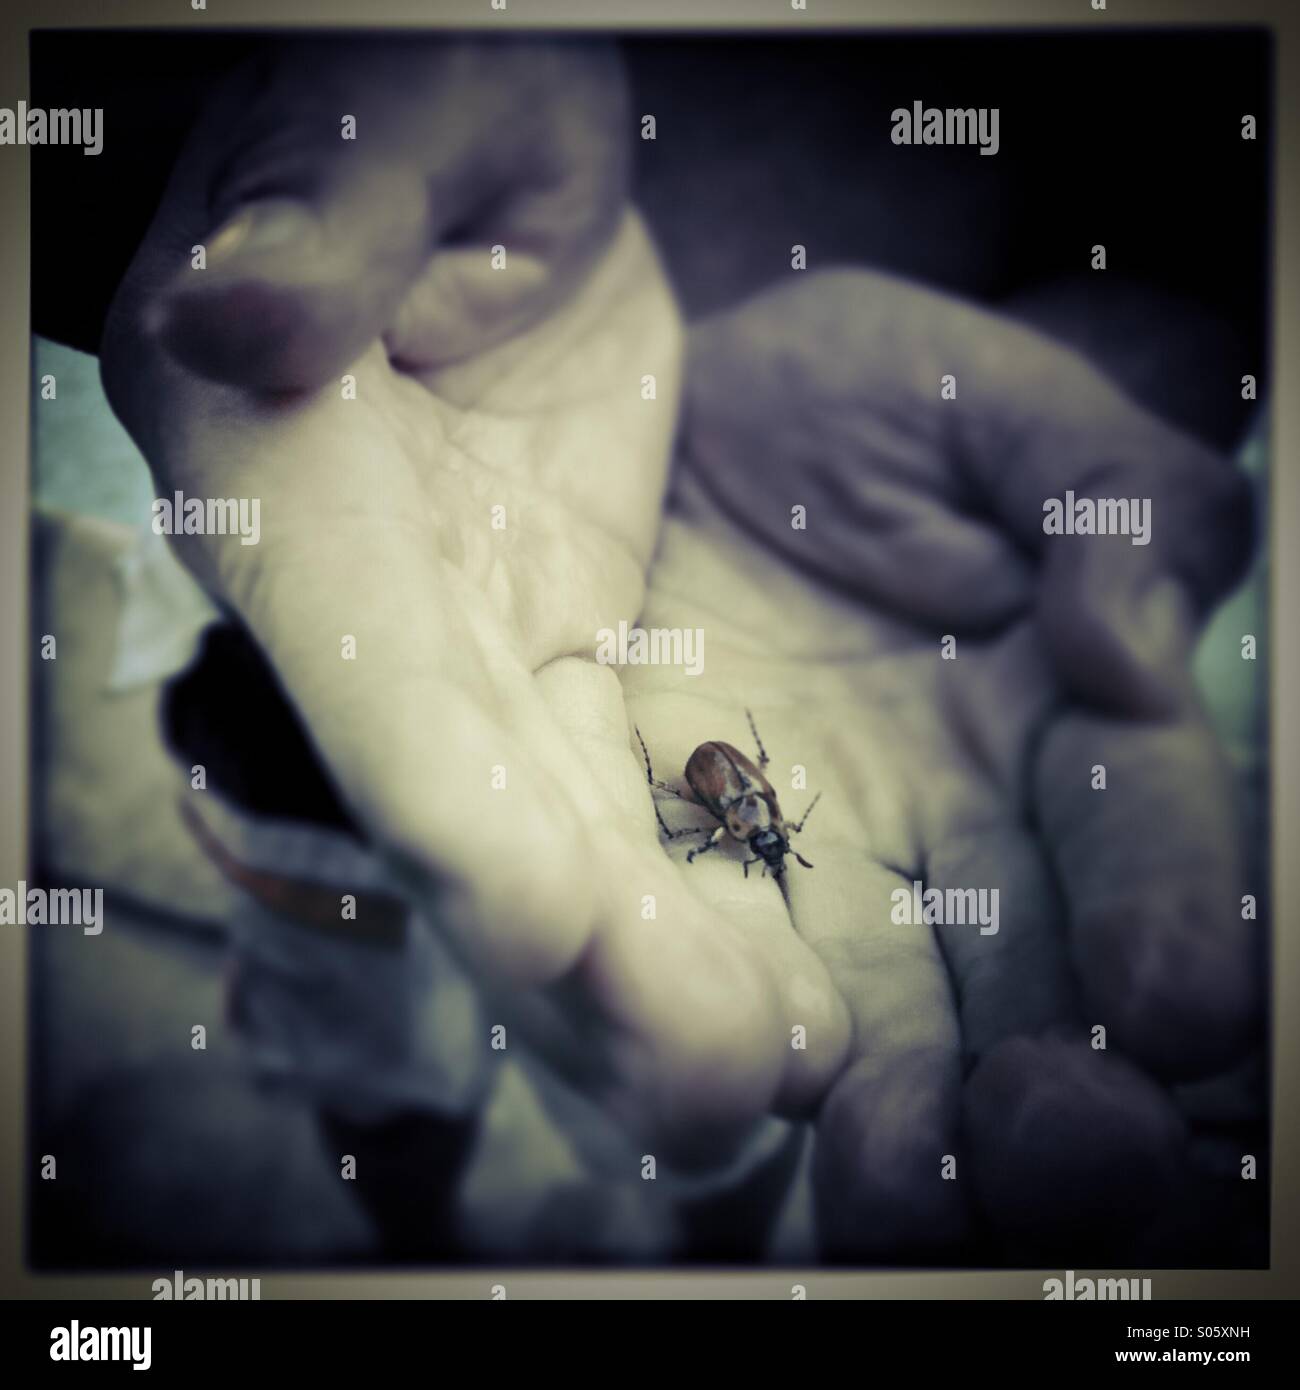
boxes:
[99,37,849,1172]
[623,269,1260,1259]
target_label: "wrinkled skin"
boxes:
[100,36,1260,1253]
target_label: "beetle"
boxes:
[635,710,820,880]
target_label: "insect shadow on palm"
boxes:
[635,710,821,880]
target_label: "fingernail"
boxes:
[1110,575,1197,716]
[206,199,317,268]
[1131,577,1194,667]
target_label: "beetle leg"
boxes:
[649,797,679,840]
[745,708,770,769]
[635,725,661,786]
[669,822,710,842]
[788,790,822,835]
[636,726,695,801]
[742,854,767,879]
[651,800,709,843]
[686,825,725,863]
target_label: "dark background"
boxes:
[32,29,1272,450]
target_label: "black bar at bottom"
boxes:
[0,1296,1284,1377]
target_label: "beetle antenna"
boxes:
[789,791,821,835]
[745,709,770,768]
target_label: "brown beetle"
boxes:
[636,710,820,879]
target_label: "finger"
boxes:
[99,217,666,1032]
[532,662,795,1166]
[928,824,1188,1262]
[792,859,971,1261]
[383,43,628,371]
[151,180,431,394]
[112,43,434,391]
[109,38,628,391]
[685,271,1253,713]
[928,825,1079,1059]
[963,1035,1186,1263]
[1033,710,1262,1082]
[684,276,1035,631]
[980,358,1251,715]
[1036,507,1225,719]
[152,429,604,990]
[622,697,851,1118]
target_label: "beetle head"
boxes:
[751,828,788,872]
